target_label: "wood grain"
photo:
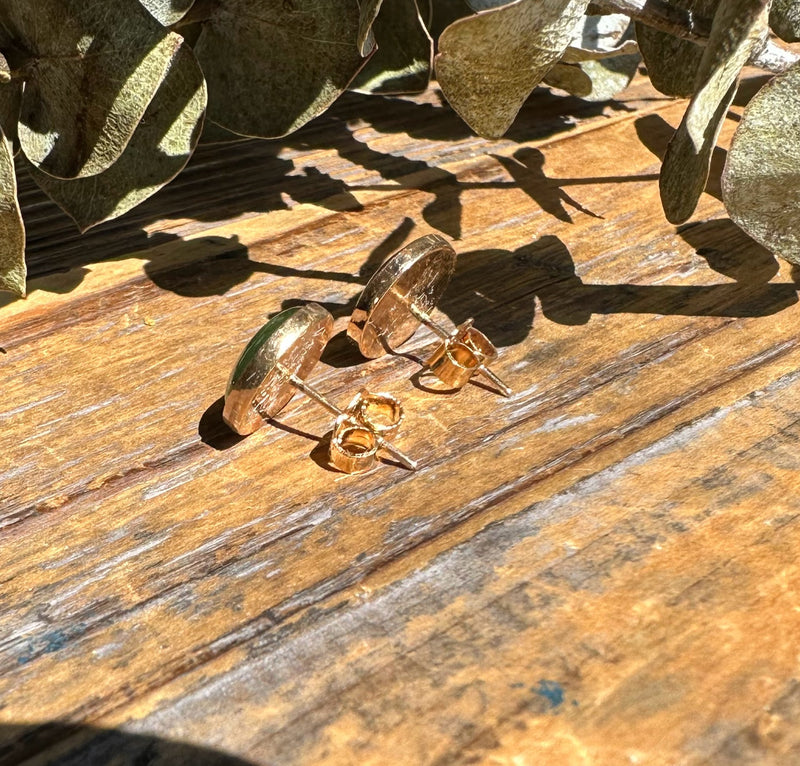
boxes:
[2,73,799,765]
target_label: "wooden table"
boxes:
[3,73,800,765]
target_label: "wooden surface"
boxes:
[3,72,800,765]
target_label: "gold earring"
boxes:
[223,304,416,473]
[348,234,512,396]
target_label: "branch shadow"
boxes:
[436,230,796,340]
[15,82,642,302]
[0,722,257,766]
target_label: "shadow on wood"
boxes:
[0,723,256,766]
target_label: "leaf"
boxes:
[0,52,10,84]
[193,0,366,138]
[578,52,640,101]
[351,0,433,94]
[427,0,472,39]
[552,14,640,101]
[0,78,21,147]
[28,43,206,232]
[770,0,800,42]
[563,38,638,62]
[357,0,382,56]
[465,0,514,8]
[659,0,768,224]
[200,119,250,145]
[635,0,716,98]
[435,0,590,138]
[0,129,25,296]
[544,63,593,97]
[138,0,195,26]
[4,0,189,179]
[562,12,638,62]
[722,62,800,264]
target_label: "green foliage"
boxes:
[0,0,797,296]
[723,61,800,264]
[659,0,768,224]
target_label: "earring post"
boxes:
[277,365,418,471]
[407,303,512,397]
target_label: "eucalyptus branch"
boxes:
[591,0,800,73]
[589,0,711,41]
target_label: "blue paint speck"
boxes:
[42,630,68,653]
[535,679,565,709]
[17,628,72,665]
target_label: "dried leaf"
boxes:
[465,0,514,8]
[0,129,25,296]
[544,63,593,97]
[193,0,365,138]
[556,14,640,101]
[200,119,250,145]
[351,0,433,94]
[0,79,21,147]
[357,0,382,56]
[0,52,10,84]
[29,44,206,232]
[138,0,195,26]
[722,62,800,263]
[578,51,640,101]
[6,0,188,179]
[635,0,716,98]
[770,0,800,42]
[563,38,638,61]
[562,13,638,62]
[435,0,590,138]
[427,0,472,38]
[659,0,768,224]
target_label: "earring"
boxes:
[223,303,417,473]
[348,234,512,396]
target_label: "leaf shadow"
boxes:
[15,84,637,301]
[0,722,257,766]
[634,112,727,201]
[435,230,796,341]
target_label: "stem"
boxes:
[592,0,800,74]
[589,0,711,41]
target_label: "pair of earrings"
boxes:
[222,234,511,473]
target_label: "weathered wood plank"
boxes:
[1,74,798,765]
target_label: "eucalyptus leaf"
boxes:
[635,0,716,98]
[544,63,593,97]
[4,0,188,179]
[200,119,250,145]
[578,50,640,101]
[562,13,638,62]
[465,0,514,8]
[138,0,195,26]
[722,62,800,264]
[427,0,473,38]
[357,0,382,56]
[29,43,206,232]
[0,128,25,296]
[770,0,800,42]
[435,0,590,138]
[563,39,638,62]
[352,0,433,94]
[193,0,366,138]
[0,78,21,147]
[659,0,768,224]
[417,0,433,28]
